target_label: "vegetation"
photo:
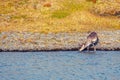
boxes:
[0,0,120,33]
[92,0,120,16]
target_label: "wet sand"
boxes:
[0,30,120,51]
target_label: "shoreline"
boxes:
[0,48,120,52]
[0,30,120,52]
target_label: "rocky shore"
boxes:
[0,30,120,52]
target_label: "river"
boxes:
[0,51,120,80]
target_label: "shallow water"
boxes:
[0,51,120,80]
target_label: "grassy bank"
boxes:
[0,0,120,33]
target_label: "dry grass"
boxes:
[92,0,120,16]
[0,0,120,33]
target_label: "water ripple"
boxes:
[0,51,120,80]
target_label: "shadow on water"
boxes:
[79,51,96,54]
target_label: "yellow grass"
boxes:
[0,0,120,33]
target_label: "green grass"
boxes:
[51,10,70,18]
[11,14,28,19]
[63,1,90,11]
[51,0,93,19]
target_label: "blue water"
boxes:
[0,51,120,80]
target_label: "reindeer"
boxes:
[79,32,99,52]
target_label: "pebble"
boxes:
[0,30,120,51]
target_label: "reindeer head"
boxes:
[79,43,85,51]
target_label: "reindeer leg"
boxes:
[87,46,89,52]
[94,46,96,52]
[92,44,96,52]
